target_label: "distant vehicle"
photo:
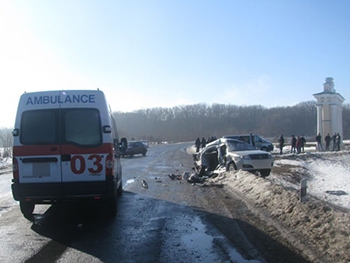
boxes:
[223,134,274,152]
[194,138,274,177]
[121,140,147,157]
[11,90,127,219]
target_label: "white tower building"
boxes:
[313,77,345,142]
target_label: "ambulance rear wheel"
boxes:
[117,182,123,196]
[20,201,35,220]
[107,194,118,216]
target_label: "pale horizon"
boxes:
[1,0,349,128]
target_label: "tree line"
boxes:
[1,101,350,155]
[114,101,350,143]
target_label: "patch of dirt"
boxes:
[206,167,350,263]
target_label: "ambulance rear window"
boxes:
[62,109,102,146]
[20,110,58,145]
[20,108,102,146]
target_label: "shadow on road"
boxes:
[27,191,310,263]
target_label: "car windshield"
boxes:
[226,140,256,151]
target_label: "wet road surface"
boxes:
[0,143,307,262]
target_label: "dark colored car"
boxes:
[223,134,274,152]
[121,140,147,157]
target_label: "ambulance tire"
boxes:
[20,201,35,220]
[117,182,123,196]
[107,194,118,216]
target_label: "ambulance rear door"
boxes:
[13,91,63,198]
[59,90,109,197]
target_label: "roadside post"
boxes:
[300,179,307,202]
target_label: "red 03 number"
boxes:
[88,154,103,173]
[71,155,103,174]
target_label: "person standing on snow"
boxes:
[296,136,302,154]
[325,133,331,151]
[195,137,201,152]
[336,133,341,151]
[278,135,285,155]
[316,133,323,151]
[290,135,297,153]
[332,133,337,151]
[300,135,306,153]
[201,137,206,149]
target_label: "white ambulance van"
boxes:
[11,90,127,219]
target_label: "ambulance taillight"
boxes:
[13,158,19,179]
[105,153,114,176]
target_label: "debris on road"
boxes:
[142,179,148,189]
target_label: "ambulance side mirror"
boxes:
[12,129,19,137]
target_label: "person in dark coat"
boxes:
[325,133,331,151]
[300,135,306,153]
[296,136,302,154]
[201,137,206,149]
[315,133,323,151]
[336,133,341,151]
[195,137,201,152]
[332,133,337,151]
[290,135,297,153]
[278,135,284,155]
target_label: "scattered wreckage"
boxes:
[193,138,274,178]
[140,138,275,190]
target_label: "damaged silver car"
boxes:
[193,138,274,177]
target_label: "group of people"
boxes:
[278,132,342,154]
[316,132,341,151]
[194,136,217,152]
[278,134,306,155]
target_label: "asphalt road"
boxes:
[0,143,261,263]
[0,143,309,263]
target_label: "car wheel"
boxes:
[260,169,271,178]
[20,201,35,220]
[226,162,237,172]
[142,152,146,156]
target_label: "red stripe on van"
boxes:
[61,144,113,154]
[13,143,114,156]
[13,145,60,156]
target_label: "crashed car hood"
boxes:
[228,149,271,156]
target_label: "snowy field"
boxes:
[271,149,350,210]
[0,157,11,171]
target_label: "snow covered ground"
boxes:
[270,143,350,210]
[0,157,11,171]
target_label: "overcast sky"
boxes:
[1,0,350,127]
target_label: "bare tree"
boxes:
[0,128,13,158]
[113,101,337,143]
